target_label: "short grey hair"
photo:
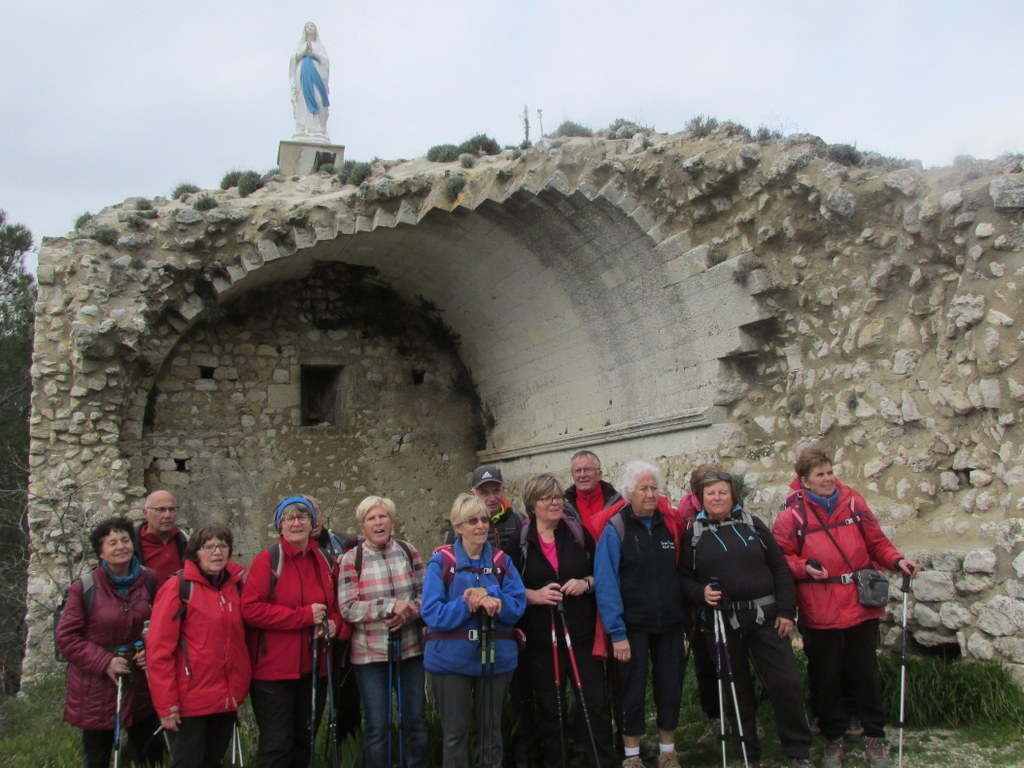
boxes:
[617,460,664,497]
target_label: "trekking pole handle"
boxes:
[708,577,723,611]
[901,571,911,593]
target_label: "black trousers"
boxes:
[167,711,236,768]
[250,675,327,767]
[332,641,362,745]
[704,610,810,761]
[617,625,685,737]
[522,626,616,768]
[81,713,163,768]
[800,618,886,741]
[689,621,720,720]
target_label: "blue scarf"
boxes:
[102,556,141,595]
[805,487,840,517]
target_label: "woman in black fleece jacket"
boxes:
[680,470,813,768]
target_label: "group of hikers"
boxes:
[55,443,919,768]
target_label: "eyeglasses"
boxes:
[571,466,600,475]
[282,513,310,524]
[703,471,733,482]
[146,506,178,514]
[458,516,490,527]
[201,543,229,553]
[538,494,564,505]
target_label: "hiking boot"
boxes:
[844,717,864,741]
[656,751,681,768]
[864,737,891,768]
[622,758,643,768]
[809,717,821,737]
[696,718,721,748]
[789,759,816,768]
[821,739,844,768]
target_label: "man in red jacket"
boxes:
[564,450,622,536]
[134,490,187,585]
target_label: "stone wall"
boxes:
[137,262,479,560]
[24,125,1024,680]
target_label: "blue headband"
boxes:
[274,496,317,530]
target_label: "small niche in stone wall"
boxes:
[412,369,425,385]
[199,366,215,379]
[301,364,343,426]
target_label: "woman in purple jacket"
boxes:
[56,516,164,768]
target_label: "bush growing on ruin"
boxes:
[236,171,264,198]
[73,212,93,230]
[90,227,118,246]
[338,160,372,186]
[443,175,467,202]
[171,182,200,200]
[220,170,243,189]
[827,143,862,166]
[685,114,720,138]
[124,213,146,231]
[459,155,475,169]
[755,125,783,142]
[552,120,592,138]
[193,194,218,211]
[457,134,501,155]
[426,144,461,163]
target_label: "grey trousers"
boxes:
[430,670,513,768]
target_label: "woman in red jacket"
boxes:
[55,516,163,768]
[772,445,919,768]
[241,496,349,767]
[147,523,250,767]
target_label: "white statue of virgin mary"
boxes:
[289,22,331,143]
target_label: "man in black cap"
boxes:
[442,465,526,554]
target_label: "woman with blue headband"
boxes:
[241,496,350,767]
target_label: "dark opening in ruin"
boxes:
[174,458,189,472]
[199,366,215,379]
[301,365,343,426]
[412,369,425,385]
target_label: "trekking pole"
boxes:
[556,601,600,766]
[550,606,568,768]
[112,645,130,768]
[477,609,493,768]
[393,632,405,768]
[710,579,749,768]
[323,619,339,768]
[898,571,911,768]
[310,625,321,768]
[230,715,245,767]
[387,630,395,767]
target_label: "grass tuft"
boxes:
[443,175,467,202]
[74,212,93,230]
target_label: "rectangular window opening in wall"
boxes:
[199,366,215,379]
[412,369,425,385]
[301,364,343,426]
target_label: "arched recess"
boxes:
[112,180,775,537]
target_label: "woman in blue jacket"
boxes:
[422,493,526,768]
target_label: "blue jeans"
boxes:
[354,656,429,768]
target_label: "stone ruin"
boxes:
[24,124,1024,681]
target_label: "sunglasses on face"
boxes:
[459,516,490,527]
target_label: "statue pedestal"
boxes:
[278,141,345,177]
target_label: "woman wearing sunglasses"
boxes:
[422,493,526,768]
[147,523,250,767]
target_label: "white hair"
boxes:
[617,460,664,497]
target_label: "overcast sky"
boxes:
[2,1,1021,270]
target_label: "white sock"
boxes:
[659,742,675,754]
[625,746,640,758]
